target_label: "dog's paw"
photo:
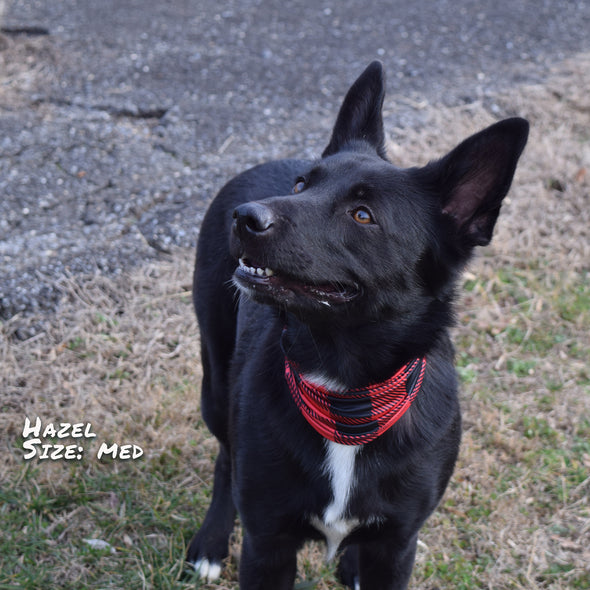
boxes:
[191,557,223,582]
[186,526,230,582]
[346,574,360,590]
[337,545,361,590]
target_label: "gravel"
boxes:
[1,0,589,321]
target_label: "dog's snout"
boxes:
[233,202,276,236]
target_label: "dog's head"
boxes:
[231,61,529,327]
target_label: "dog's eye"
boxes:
[351,207,374,225]
[293,178,306,194]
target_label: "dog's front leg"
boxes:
[356,535,418,590]
[239,531,300,590]
[186,445,236,581]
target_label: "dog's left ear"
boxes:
[322,61,387,159]
[431,117,529,247]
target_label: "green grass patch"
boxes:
[0,461,208,590]
[422,551,493,590]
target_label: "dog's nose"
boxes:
[233,202,276,236]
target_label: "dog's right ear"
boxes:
[322,61,387,160]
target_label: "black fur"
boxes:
[187,61,528,589]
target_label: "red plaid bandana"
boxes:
[284,356,426,445]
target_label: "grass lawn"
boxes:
[1,52,589,589]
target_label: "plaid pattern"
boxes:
[284,356,426,445]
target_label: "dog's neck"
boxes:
[281,315,433,390]
[284,353,426,445]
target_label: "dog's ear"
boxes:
[322,61,387,159]
[431,117,529,248]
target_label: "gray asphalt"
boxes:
[1,0,589,326]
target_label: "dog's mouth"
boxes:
[234,257,360,307]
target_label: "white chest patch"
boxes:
[303,372,363,559]
[312,440,361,560]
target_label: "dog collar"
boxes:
[284,356,426,446]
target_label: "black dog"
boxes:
[187,61,528,589]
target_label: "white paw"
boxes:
[354,577,360,590]
[192,558,222,582]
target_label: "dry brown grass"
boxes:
[1,259,210,479]
[1,53,589,589]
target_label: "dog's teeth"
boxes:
[239,258,274,277]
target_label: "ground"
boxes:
[0,1,589,589]
[1,0,590,322]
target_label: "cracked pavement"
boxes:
[1,0,589,323]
